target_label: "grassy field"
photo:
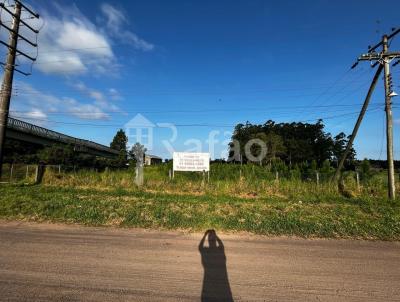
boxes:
[0,164,399,240]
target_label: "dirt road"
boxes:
[0,221,399,301]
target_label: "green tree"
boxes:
[360,158,371,178]
[265,132,286,161]
[110,129,128,168]
[3,139,42,164]
[333,132,356,163]
[320,159,332,174]
[37,144,75,165]
[230,119,344,165]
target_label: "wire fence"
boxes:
[0,163,38,183]
[0,163,105,183]
[1,163,398,193]
[0,163,62,183]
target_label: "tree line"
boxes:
[4,119,398,172]
[229,119,356,168]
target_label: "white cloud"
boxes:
[13,82,60,111]
[15,109,48,126]
[108,88,123,101]
[14,109,48,126]
[3,1,154,76]
[25,109,47,120]
[35,53,87,74]
[100,3,154,51]
[100,3,127,31]
[57,22,113,58]
[35,6,116,75]
[65,98,110,120]
[72,81,121,112]
[10,81,110,121]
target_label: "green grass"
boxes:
[0,182,399,240]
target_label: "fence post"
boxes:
[356,172,360,192]
[9,164,14,181]
[58,164,61,174]
[26,165,29,179]
[169,169,172,180]
[275,171,279,182]
[316,172,320,186]
[35,164,45,184]
[208,171,210,183]
[35,165,38,182]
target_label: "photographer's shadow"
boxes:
[199,230,233,301]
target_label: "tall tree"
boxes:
[110,129,128,151]
[110,129,128,168]
[333,132,356,163]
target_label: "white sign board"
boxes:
[173,152,210,172]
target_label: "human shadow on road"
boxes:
[199,229,233,301]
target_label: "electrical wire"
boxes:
[295,67,355,118]
[9,75,371,95]
[323,67,374,107]
[10,107,382,129]
[9,103,385,116]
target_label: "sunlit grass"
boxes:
[0,164,399,239]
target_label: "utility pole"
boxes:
[0,1,21,177]
[334,28,400,200]
[0,1,39,177]
[382,35,396,200]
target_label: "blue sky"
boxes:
[1,0,400,159]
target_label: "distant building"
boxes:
[144,154,162,165]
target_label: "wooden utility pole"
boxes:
[382,35,396,200]
[334,28,400,199]
[0,1,39,177]
[0,1,21,177]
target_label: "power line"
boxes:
[323,68,375,107]
[9,103,385,116]
[10,107,382,128]
[9,77,372,96]
[326,73,375,107]
[295,67,355,118]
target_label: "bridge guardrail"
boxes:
[7,117,119,155]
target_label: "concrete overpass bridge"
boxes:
[6,117,119,158]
